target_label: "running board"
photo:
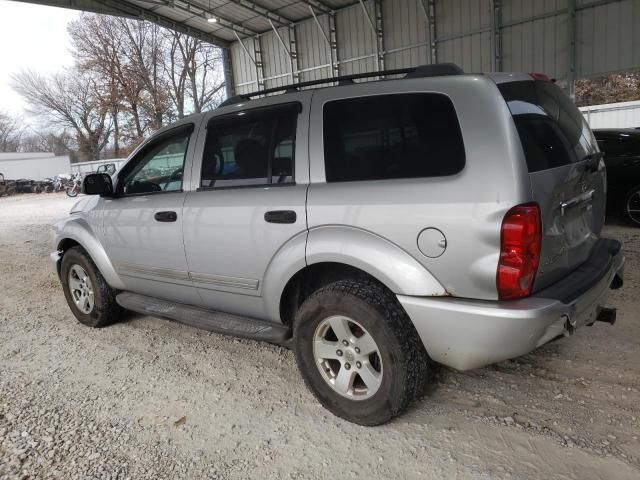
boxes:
[116,292,291,345]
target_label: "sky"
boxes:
[0,1,78,120]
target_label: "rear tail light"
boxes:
[497,203,542,300]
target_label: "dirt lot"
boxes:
[0,192,639,480]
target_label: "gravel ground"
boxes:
[0,192,639,480]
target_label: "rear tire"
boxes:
[293,279,430,426]
[60,246,123,328]
[624,184,640,226]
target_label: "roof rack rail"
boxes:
[218,63,464,108]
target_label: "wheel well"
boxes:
[279,262,394,327]
[58,238,81,253]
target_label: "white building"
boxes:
[0,152,71,180]
[580,100,640,129]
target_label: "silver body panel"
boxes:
[51,73,624,370]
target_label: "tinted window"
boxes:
[323,94,465,182]
[498,80,596,172]
[201,104,298,188]
[121,129,191,195]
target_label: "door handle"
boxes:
[560,189,594,216]
[264,210,296,224]
[154,211,178,222]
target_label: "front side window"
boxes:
[200,104,298,189]
[323,93,465,182]
[120,128,191,195]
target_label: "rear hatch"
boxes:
[497,77,607,291]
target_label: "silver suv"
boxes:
[51,64,624,425]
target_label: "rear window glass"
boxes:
[323,93,465,182]
[498,81,593,172]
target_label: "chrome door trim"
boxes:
[189,272,259,290]
[114,262,190,282]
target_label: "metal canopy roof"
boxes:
[21,0,359,47]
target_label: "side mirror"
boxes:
[83,173,114,196]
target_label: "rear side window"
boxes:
[200,103,298,189]
[498,81,594,172]
[323,93,465,182]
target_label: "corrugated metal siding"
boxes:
[383,0,429,69]
[436,0,492,72]
[231,38,258,95]
[577,0,640,77]
[229,0,640,95]
[501,0,567,79]
[296,17,332,82]
[336,2,377,75]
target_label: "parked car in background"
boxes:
[593,128,640,226]
[51,65,624,425]
[96,163,117,176]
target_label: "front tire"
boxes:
[625,185,640,226]
[60,246,122,327]
[293,279,430,426]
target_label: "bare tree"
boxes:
[163,32,225,118]
[0,111,24,152]
[119,18,171,130]
[68,14,145,148]
[19,129,75,157]
[12,69,111,161]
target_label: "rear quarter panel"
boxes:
[307,76,531,300]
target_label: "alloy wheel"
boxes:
[68,264,94,314]
[313,315,383,400]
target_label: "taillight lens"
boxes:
[497,203,542,300]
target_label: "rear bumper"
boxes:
[398,238,624,371]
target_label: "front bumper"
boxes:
[398,238,624,371]
[50,250,62,277]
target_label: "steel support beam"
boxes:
[309,5,331,47]
[234,0,293,27]
[253,36,266,90]
[428,0,437,64]
[568,0,577,99]
[269,20,299,83]
[358,0,384,71]
[490,0,502,71]
[301,0,332,15]
[20,0,231,46]
[374,0,385,72]
[221,47,236,98]
[165,0,258,37]
[329,12,339,77]
[289,25,300,83]
[233,30,262,90]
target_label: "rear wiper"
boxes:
[583,152,604,173]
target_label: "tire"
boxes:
[66,186,79,197]
[624,184,640,226]
[60,246,123,328]
[293,279,430,426]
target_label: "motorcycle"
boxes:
[65,173,83,197]
[54,174,72,193]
